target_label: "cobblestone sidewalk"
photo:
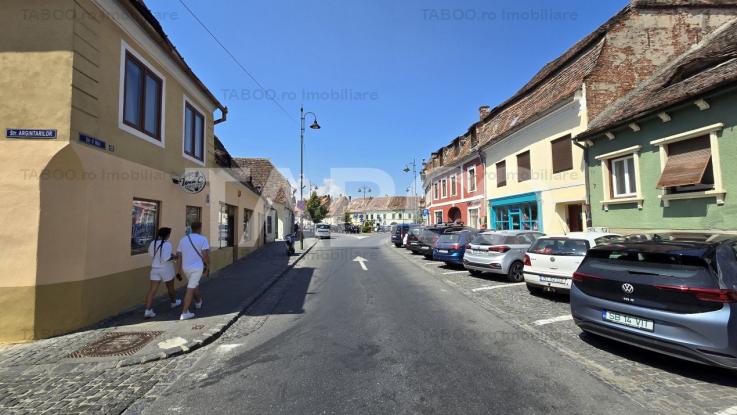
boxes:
[0,238,317,373]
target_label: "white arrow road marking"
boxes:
[533,314,573,326]
[471,283,525,292]
[716,405,737,415]
[353,256,368,271]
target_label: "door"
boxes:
[567,204,583,232]
[508,208,522,230]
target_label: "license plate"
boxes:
[539,275,568,285]
[410,242,418,245]
[472,249,486,255]
[421,246,429,250]
[438,249,449,254]
[603,310,654,332]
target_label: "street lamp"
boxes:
[357,185,371,227]
[300,106,320,249]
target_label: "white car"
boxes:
[315,223,331,239]
[523,232,621,295]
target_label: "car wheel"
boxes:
[469,269,483,276]
[507,261,524,282]
[394,243,402,247]
[526,284,544,296]
[424,254,433,260]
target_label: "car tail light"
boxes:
[655,285,737,303]
[572,271,602,282]
[449,244,461,250]
[488,245,511,253]
[524,254,531,266]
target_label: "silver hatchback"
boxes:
[463,231,544,282]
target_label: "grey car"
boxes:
[571,233,737,369]
[463,231,544,282]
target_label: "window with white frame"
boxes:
[610,155,637,198]
[434,211,443,224]
[450,175,457,196]
[468,208,479,229]
[433,182,439,200]
[441,178,447,198]
[121,49,163,142]
[184,101,205,162]
[467,166,477,192]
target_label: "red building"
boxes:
[423,120,487,229]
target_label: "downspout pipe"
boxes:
[214,106,228,125]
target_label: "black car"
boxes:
[405,225,423,251]
[409,224,468,259]
[391,224,411,247]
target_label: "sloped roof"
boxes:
[344,196,422,213]
[233,158,293,206]
[327,196,350,216]
[581,18,737,139]
[213,137,259,194]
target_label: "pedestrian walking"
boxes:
[176,221,210,320]
[143,227,181,319]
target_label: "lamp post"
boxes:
[403,159,420,223]
[357,185,371,228]
[300,106,320,249]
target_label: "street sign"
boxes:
[79,134,106,150]
[6,128,57,139]
[422,208,429,217]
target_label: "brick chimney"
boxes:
[479,105,490,120]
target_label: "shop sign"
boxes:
[6,128,57,139]
[179,171,207,194]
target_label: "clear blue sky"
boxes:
[147,0,627,197]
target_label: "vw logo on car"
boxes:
[621,283,635,294]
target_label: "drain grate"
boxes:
[191,324,205,330]
[67,331,162,358]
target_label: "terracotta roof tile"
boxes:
[233,157,293,205]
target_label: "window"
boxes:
[496,161,506,187]
[434,211,443,224]
[123,52,162,140]
[551,136,573,173]
[186,206,201,233]
[656,135,714,194]
[433,182,439,200]
[450,175,457,196]
[131,199,159,255]
[392,213,396,219]
[267,215,273,234]
[219,203,235,248]
[243,208,253,241]
[184,102,205,162]
[610,155,637,198]
[441,179,447,198]
[467,167,477,192]
[517,151,531,182]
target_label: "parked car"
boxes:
[410,225,467,259]
[403,225,422,249]
[391,224,411,247]
[433,229,479,266]
[524,232,621,295]
[463,231,544,282]
[570,233,737,369]
[315,223,331,239]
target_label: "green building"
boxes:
[576,20,737,233]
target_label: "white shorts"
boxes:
[183,269,204,289]
[150,267,175,282]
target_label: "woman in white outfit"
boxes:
[143,227,182,318]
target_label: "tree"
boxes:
[306,191,328,223]
[343,211,351,224]
[361,219,374,233]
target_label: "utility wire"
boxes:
[178,0,297,124]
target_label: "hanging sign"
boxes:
[179,171,207,194]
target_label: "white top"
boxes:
[148,240,173,269]
[177,233,210,271]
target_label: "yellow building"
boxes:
[0,0,266,342]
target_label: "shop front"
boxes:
[489,192,542,232]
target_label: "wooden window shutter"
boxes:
[517,151,531,182]
[551,136,573,173]
[496,161,507,187]
[656,136,712,188]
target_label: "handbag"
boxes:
[187,234,209,277]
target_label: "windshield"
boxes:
[530,238,589,256]
[317,224,330,230]
[472,234,515,246]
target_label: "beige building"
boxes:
[0,0,267,342]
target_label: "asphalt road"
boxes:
[142,234,649,414]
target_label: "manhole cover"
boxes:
[191,324,205,330]
[67,331,162,358]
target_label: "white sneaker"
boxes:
[180,311,195,320]
[144,309,156,318]
[170,299,182,308]
[194,299,203,310]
